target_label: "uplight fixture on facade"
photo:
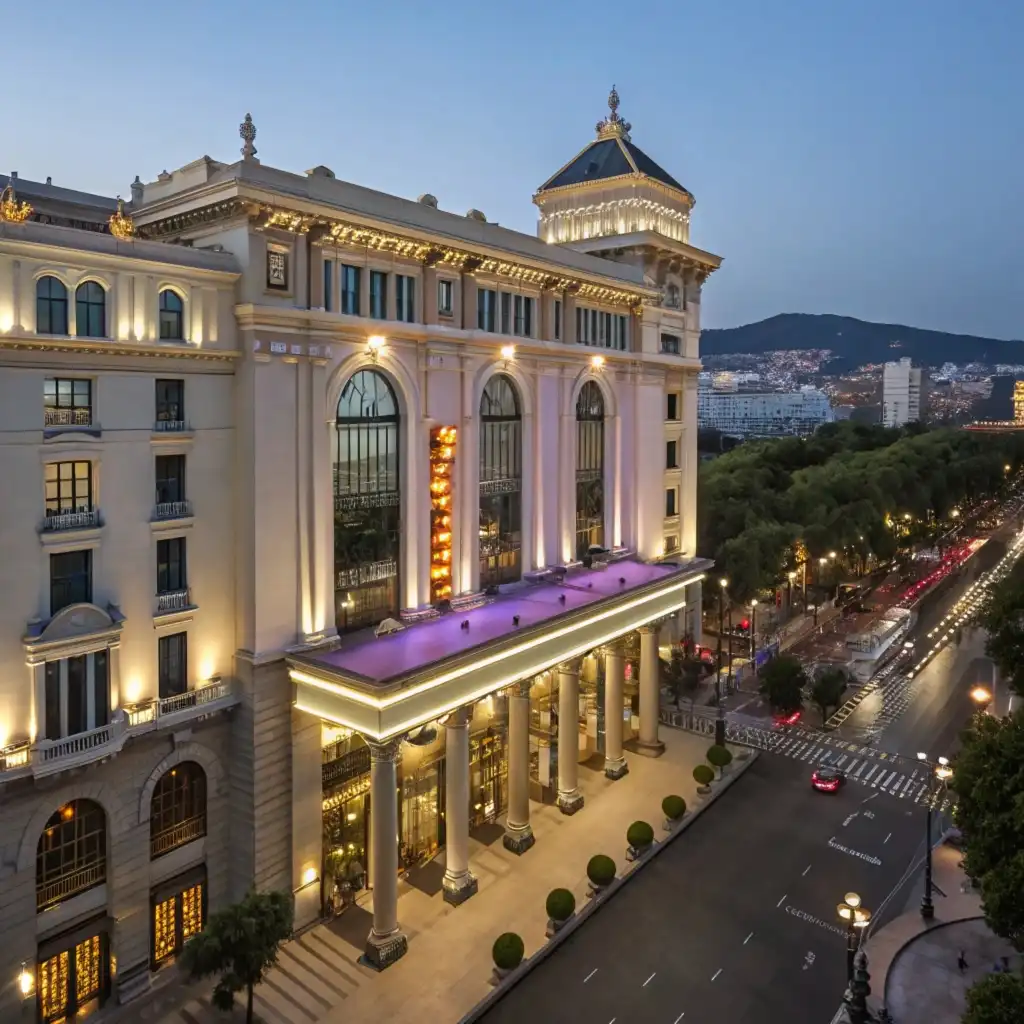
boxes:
[18,963,33,997]
[591,354,605,370]
[366,335,386,362]
[500,344,516,365]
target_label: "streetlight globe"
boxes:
[751,598,758,607]
[819,557,827,566]
[854,908,872,928]
[720,578,728,588]
[837,904,853,921]
[844,892,861,909]
[788,571,796,581]
[830,551,837,559]
[970,686,993,705]
[937,755,950,766]
[917,751,928,762]
[936,764,953,781]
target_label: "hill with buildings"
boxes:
[701,314,1024,366]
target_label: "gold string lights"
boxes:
[430,426,457,602]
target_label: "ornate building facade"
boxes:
[0,92,719,1019]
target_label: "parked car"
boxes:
[811,766,845,793]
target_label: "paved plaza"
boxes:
[131,727,734,1024]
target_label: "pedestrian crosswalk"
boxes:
[764,731,955,812]
[149,925,371,1024]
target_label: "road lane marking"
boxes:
[847,758,861,774]
[836,754,848,767]
[881,771,896,789]
[777,893,788,907]
[864,765,879,782]
[643,973,656,987]
[674,1014,685,1023]
[744,931,754,944]
[884,832,891,844]
[802,864,812,876]
[711,968,723,981]
[854,761,868,778]
[828,836,882,865]
[584,969,598,983]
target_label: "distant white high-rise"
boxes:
[883,357,926,426]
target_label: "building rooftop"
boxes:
[297,558,700,687]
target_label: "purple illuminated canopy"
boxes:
[296,558,705,688]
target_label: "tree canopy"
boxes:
[979,561,1024,697]
[698,422,1024,601]
[758,654,806,714]
[961,971,1024,1024]
[810,668,848,724]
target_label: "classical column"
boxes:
[557,662,584,814]
[503,680,535,854]
[636,626,665,756]
[603,645,629,779]
[442,706,478,904]
[365,739,408,969]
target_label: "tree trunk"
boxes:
[247,983,254,1024]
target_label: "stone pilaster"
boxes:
[636,626,665,756]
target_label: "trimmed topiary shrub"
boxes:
[662,795,686,821]
[707,745,733,769]
[492,932,525,971]
[626,820,655,850]
[693,764,714,787]
[587,854,616,887]
[546,888,576,922]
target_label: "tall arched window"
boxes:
[37,276,69,335]
[150,762,207,858]
[159,289,184,340]
[75,281,106,338]
[334,369,401,631]
[36,800,106,911]
[575,381,605,559]
[479,374,522,588]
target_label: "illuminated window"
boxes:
[158,290,184,340]
[575,381,605,560]
[44,377,92,428]
[37,931,108,1023]
[44,460,91,518]
[150,762,206,858]
[36,276,68,335]
[36,800,106,911]
[152,879,205,967]
[479,374,522,588]
[157,632,188,701]
[75,281,106,338]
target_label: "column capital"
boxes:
[444,705,474,728]
[509,679,532,699]
[367,738,403,764]
[600,641,628,659]
[556,659,581,677]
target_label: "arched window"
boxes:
[36,799,106,911]
[150,762,207,858]
[575,381,605,559]
[334,369,401,631]
[159,289,184,340]
[75,281,106,338]
[479,374,522,588]
[36,276,68,335]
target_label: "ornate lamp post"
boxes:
[715,578,728,746]
[787,571,796,617]
[750,599,758,665]
[916,753,953,920]
[837,891,871,982]
[815,557,827,626]
[970,685,992,718]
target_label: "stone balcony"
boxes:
[0,679,237,783]
[40,508,101,532]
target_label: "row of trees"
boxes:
[955,567,1024,1021]
[756,653,848,723]
[698,421,1024,601]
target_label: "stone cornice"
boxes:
[533,171,694,209]
[0,333,240,362]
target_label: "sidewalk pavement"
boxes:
[865,843,1020,1022]
[146,728,746,1024]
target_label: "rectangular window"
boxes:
[94,649,109,728]
[50,550,92,616]
[500,292,511,334]
[67,655,88,736]
[396,275,415,323]
[661,332,681,355]
[341,265,361,315]
[613,315,629,350]
[44,461,92,517]
[369,270,387,319]
[155,455,185,505]
[323,259,334,312]
[513,296,534,337]
[477,289,496,332]
[576,306,584,343]
[45,661,61,741]
[266,248,289,290]
[666,440,678,469]
[152,880,205,967]
[158,633,188,699]
[438,278,454,316]
[601,311,612,348]
[666,489,678,517]
[37,931,109,1022]
[44,378,92,428]
[665,535,680,554]
[155,379,184,425]
[157,537,187,595]
[667,393,680,421]
[554,300,562,341]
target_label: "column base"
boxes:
[364,927,408,970]
[604,757,629,780]
[634,738,665,758]
[557,789,585,815]
[442,872,479,906]
[502,823,535,855]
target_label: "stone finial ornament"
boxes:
[240,113,258,160]
[596,85,632,141]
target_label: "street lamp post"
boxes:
[726,604,734,694]
[837,891,871,982]
[916,753,953,920]
[715,579,727,746]
[787,571,796,618]
[971,685,993,719]
[815,557,827,626]
[750,599,758,665]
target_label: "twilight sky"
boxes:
[4,0,1021,338]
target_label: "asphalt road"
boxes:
[480,756,923,1024]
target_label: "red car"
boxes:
[812,766,845,793]
[773,709,802,727]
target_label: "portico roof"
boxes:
[288,557,710,741]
